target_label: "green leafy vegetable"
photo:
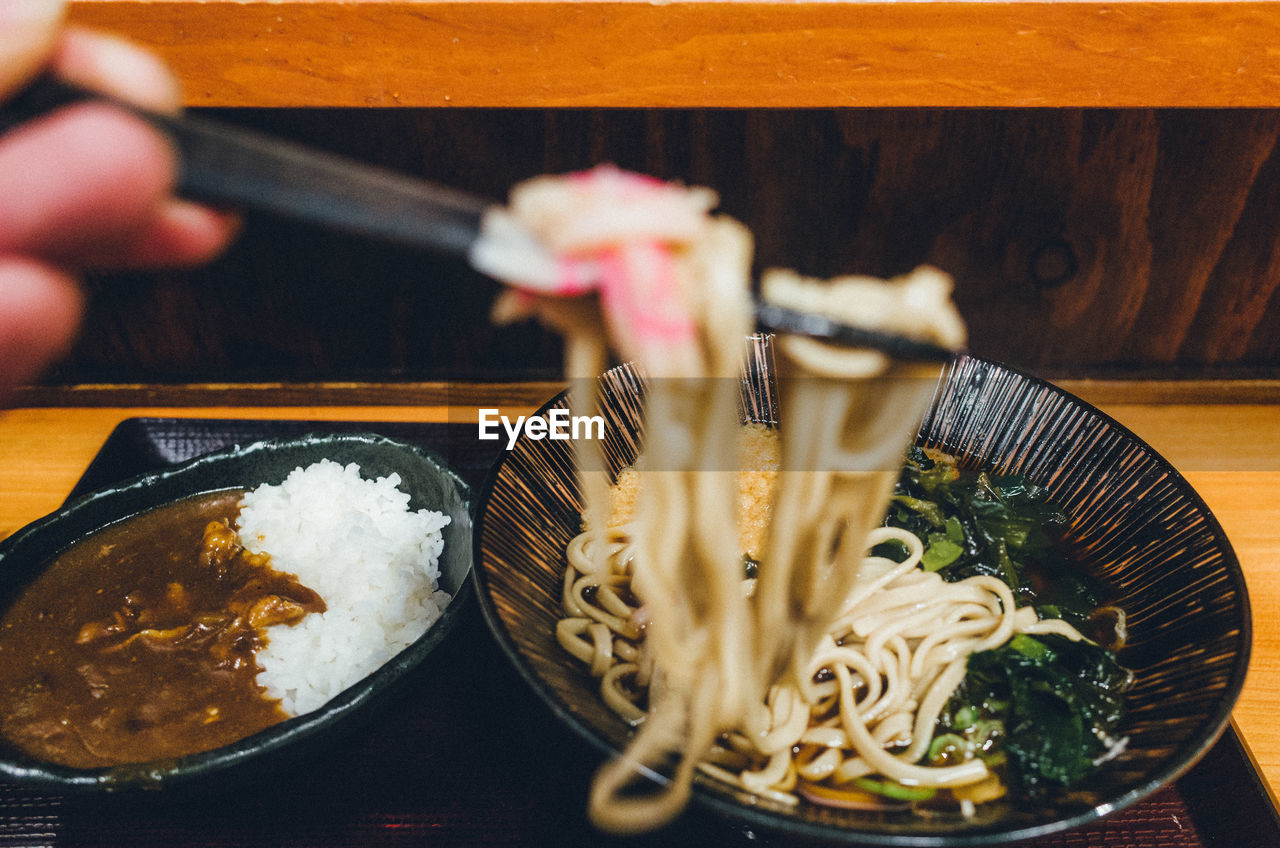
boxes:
[882,449,1131,798]
[921,536,963,571]
[882,447,1103,628]
[934,633,1131,796]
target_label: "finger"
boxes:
[116,199,240,268]
[0,0,64,96]
[0,256,84,402]
[69,199,240,269]
[0,102,176,260]
[52,26,182,113]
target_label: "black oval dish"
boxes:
[0,433,472,793]
[473,343,1250,846]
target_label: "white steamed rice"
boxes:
[235,459,452,716]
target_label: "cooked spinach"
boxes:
[934,633,1131,796]
[876,449,1131,796]
[876,447,1103,628]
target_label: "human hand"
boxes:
[0,0,238,402]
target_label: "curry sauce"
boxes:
[0,491,324,768]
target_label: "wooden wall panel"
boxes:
[54,107,1280,385]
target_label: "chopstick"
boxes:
[752,304,958,362]
[2,73,960,363]
[2,73,489,256]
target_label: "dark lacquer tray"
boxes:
[0,417,1276,848]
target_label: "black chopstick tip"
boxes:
[753,302,961,363]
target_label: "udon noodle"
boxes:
[477,166,1091,832]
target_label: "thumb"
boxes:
[0,0,65,96]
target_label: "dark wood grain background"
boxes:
[54,108,1280,384]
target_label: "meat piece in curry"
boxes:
[0,490,324,768]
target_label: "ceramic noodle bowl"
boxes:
[473,341,1249,845]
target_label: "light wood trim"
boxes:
[67,2,1280,108]
[13,379,1280,408]
[10,382,564,409]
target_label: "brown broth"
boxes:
[0,491,324,768]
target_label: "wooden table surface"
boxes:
[0,384,1277,818]
[66,1,1280,108]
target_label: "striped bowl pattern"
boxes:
[473,345,1249,845]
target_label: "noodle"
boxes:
[477,166,1093,833]
[558,464,1091,816]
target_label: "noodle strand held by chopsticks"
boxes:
[479,166,1085,833]
[486,166,761,832]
